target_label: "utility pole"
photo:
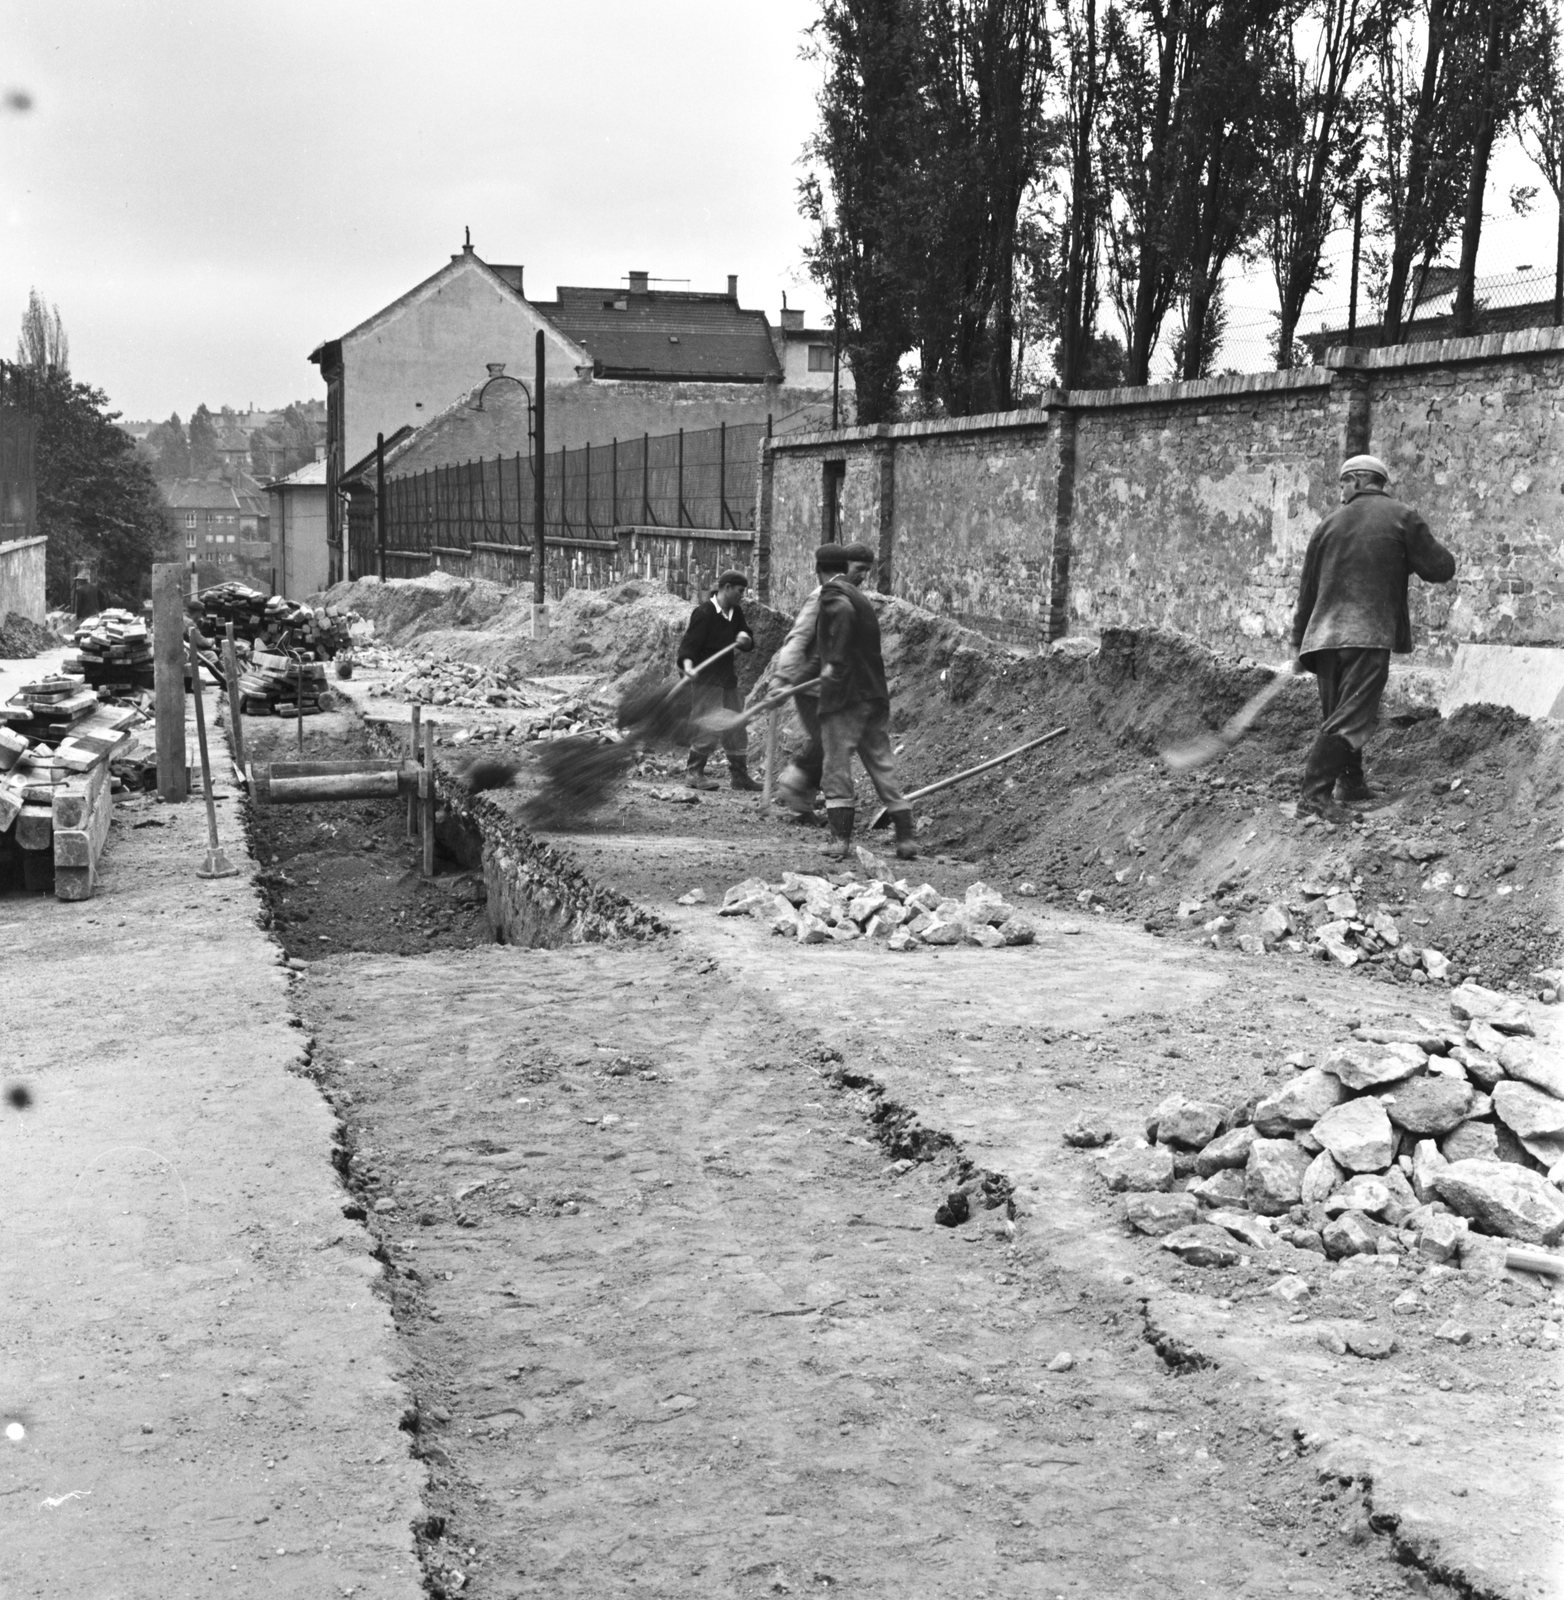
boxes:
[533,330,547,638]
[1347,179,1365,346]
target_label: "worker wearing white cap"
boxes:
[1290,454,1456,819]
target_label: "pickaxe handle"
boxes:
[870,725,1068,828]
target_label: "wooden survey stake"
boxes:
[421,718,436,878]
[152,562,188,801]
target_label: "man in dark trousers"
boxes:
[815,541,916,861]
[766,547,840,821]
[1292,453,1456,820]
[678,569,759,790]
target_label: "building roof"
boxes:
[268,460,329,490]
[162,474,270,516]
[534,286,782,383]
[338,425,418,490]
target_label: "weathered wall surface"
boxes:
[0,535,47,623]
[762,329,1564,662]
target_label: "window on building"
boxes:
[186,530,196,548]
[185,513,197,528]
[808,344,834,372]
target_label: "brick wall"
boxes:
[760,327,1564,662]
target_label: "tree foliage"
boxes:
[248,403,320,480]
[1514,0,1564,320]
[16,288,69,376]
[145,412,192,480]
[187,402,221,476]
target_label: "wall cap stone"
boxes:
[1323,324,1564,371]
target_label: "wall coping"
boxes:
[0,535,46,557]
[1324,323,1564,371]
[615,524,752,544]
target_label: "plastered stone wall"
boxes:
[0,535,46,623]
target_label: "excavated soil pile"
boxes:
[787,613,1562,993]
[322,573,788,699]
[0,612,56,657]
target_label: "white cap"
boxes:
[1340,453,1390,481]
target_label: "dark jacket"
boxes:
[1292,487,1456,662]
[676,598,750,688]
[816,577,889,716]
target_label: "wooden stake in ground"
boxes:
[295,661,305,758]
[188,632,238,879]
[421,717,436,878]
[222,621,247,779]
[152,562,188,801]
[407,703,422,842]
[762,706,779,806]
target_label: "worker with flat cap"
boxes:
[1291,453,1455,819]
[815,540,917,860]
[765,546,840,821]
[678,568,760,790]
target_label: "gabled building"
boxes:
[162,472,271,584]
[308,237,842,557]
[266,456,331,599]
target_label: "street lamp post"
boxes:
[470,333,547,638]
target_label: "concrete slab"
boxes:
[1440,642,1564,721]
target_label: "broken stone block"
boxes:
[1206,1208,1275,1250]
[887,926,920,952]
[1124,1191,1199,1236]
[1312,1097,1396,1173]
[1280,1224,1327,1254]
[1457,1231,1509,1277]
[1063,1111,1114,1148]
[778,871,829,905]
[1411,1137,1448,1202]
[1322,1212,1384,1258]
[1520,1130,1564,1169]
[1424,1054,1469,1082]
[1344,1328,1396,1360]
[1149,1095,1226,1151]
[1422,948,1452,982]
[1316,920,1359,966]
[1159,1224,1242,1267]
[1433,1320,1473,1343]
[997,914,1037,946]
[1433,1159,1564,1244]
[1097,1142,1176,1193]
[1450,981,1534,1035]
[1493,1080,1564,1140]
[1194,1124,1258,1176]
[1237,933,1266,956]
[1413,1210,1468,1264]
[1190,1168,1248,1208]
[919,919,963,947]
[1499,1041,1564,1101]
[1378,1164,1420,1224]
[1253,1068,1346,1136]
[847,886,891,924]
[965,923,1005,949]
[1325,1175,1395,1218]
[1270,1274,1311,1304]
[1315,1325,1348,1355]
[1322,1042,1420,1092]
[1376,1076,1474,1136]
[1450,1044,1506,1090]
[1300,1149,1343,1205]
[1256,903,1291,945]
[1245,1138,1313,1215]
[796,912,833,945]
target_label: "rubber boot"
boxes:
[888,808,918,861]
[1298,733,1352,822]
[821,806,854,861]
[685,754,718,792]
[728,758,762,792]
[1334,742,1375,805]
[774,761,816,817]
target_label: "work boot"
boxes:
[888,808,918,861]
[821,806,854,861]
[1334,743,1375,805]
[728,761,762,792]
[685,756,719,792]
[1298,733,1353,823]
[774,762,816,816]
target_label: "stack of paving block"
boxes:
[0,703,140,899]
[64,608,154,691]
[236,649,329,716]
[188,583,353,659]
[3,675,99,743]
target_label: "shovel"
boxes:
[1159,663,1298,772]
[869,725,1069,829]
[687,677,823,740]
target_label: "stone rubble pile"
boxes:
[1076,980,1564,1270]
[717,868,1038,951]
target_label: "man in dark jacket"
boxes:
[1291,454,1456,819]
[815,541,916,861]
[678,569,759,790]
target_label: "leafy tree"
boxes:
[145,412,191,480]
[1055,0,1110,387]
[249,403,319,479]
[4,358,175,607]
[16,288,69,375]
[187,402,221,475]
[799,0,925,422]
[1261,0,1371,367]
[1515,0,1564,321]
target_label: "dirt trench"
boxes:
[241,714,1471,1600]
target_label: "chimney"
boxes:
[486,362,507,378]
[727,274,739,299]
[628,270,649,292]
[780,307,805,331]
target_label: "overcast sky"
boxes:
[1,1,1557,421]
[0,0,824,422]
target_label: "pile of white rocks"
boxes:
[716,872,1038,951]
[1073,980,1564,1270]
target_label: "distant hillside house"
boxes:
[163,472,271,584]
[308,238,844,563]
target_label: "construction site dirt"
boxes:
[224,575,1564,1600]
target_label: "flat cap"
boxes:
[837,541,875,564]
[1340,454,1390,481]
[814,543,850,570]
[715,569,748,588]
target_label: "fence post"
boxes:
[533,328,547,635]
[643,433,651,525]
[611,437,618,528]
[678,427,685,528]
[477,454,490,548]
[559,444,570,536]
[375,432,386,579]
[584,440,592,536]
[718,421,727,529]
[514,451,525,552]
